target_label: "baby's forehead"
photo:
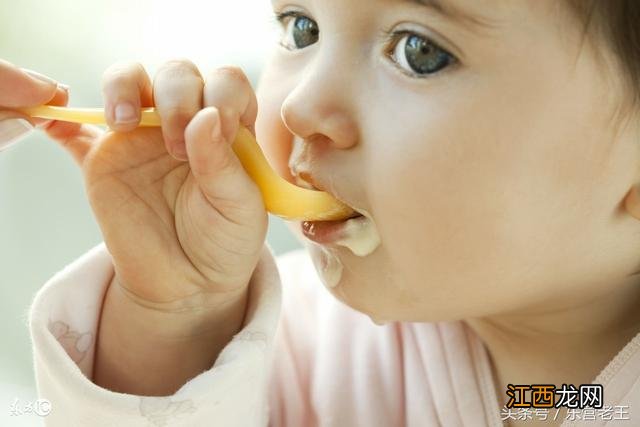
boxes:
[271,0,580,41]
[276,0,557,27]
[410,0,582,36]
[412,0,568,24]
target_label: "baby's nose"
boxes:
[279,70,359,150]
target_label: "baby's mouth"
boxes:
[294,171,364,220]
[292,171,380,256]
[288,138,361,219]
[301,212,380,257]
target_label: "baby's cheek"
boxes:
[368,159,509,319]
[255,63,294,181]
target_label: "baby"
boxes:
[27,0,640,426]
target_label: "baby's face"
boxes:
[256,0,640,322]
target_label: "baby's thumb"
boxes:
[185,107,264,221]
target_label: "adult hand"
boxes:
[0,59,69,151]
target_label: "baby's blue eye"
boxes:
[389,32,455,77]
[277,12,319,50]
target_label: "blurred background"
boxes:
[0,0,302,424]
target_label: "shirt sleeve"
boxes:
[28,242,282,427]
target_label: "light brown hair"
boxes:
[567,0,640,109]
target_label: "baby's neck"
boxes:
[466,274,640,426]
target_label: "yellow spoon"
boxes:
[22,105,355,221]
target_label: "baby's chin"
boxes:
[304,243,466,325]
[304,241,395,324]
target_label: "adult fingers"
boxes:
[0,84,70,151]
[0,59,60,108]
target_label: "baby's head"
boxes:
[255,0,640,323]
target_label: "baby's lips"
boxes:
[296,170,363,217]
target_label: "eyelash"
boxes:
[274,10,299,25]
[382,29,456,78]
[273,10,457,78]
[273,10,305,50]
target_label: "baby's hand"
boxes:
[60,60,267,313]
[45,60,268,394]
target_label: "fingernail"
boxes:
[114,102,137,124]
[21,68,58,86]
[0,119,34,151]
[172,140,188,161]
[57,83,70,93]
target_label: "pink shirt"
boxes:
[28,244,640,426]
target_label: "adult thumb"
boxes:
[0,59,60,108]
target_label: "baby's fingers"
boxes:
[153,60,204,161]
[101,62,153,132]
[203,66,258,142]
[185,107,264,223]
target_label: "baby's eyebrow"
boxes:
[407,0,496,32]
